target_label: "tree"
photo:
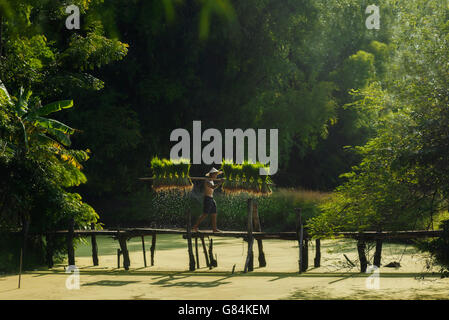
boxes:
[0,80,97,271]
[309,0,449,261]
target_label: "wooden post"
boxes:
[67,218,75,266]
[244,198,254,273]
[141,236,147,267]
[186,210,196,271]
[302,238,309,272]
[19,216,30,289]
[252,200,266,267]
[200,236,210,267]
[150,233,156,266]
[91,223,99,266]
[46,233,54,269]
[314,239,321,268]
[195,237,200,268]
[118,236,130,270]
[373,239,382,267]
[208,238,217,268]
[357,238,368,273]
[295,208,303,273]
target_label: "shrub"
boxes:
[418,220,449,273]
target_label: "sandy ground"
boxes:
[0,235,448,300]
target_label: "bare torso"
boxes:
[204,179,215,197]
[204,178,222,197]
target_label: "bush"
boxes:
[418,220,449,273]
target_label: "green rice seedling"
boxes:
[259,164,272,196]
[241,161,254,193]
[150,157,165,191]
[221,160,235,194]
[231,163,243,194]
[249,162,262,195]
[173,158,192,191]
[162,158,175,190]
[151,157,192,192]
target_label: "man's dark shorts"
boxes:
[203,196,217,214]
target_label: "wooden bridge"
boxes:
[40,198,443,274]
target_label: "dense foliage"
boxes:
[309,0,449,239]
[2,0,449,271]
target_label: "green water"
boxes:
[75,234,187,257]
[74,234,235,257]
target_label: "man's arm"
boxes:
[206,179,224,189]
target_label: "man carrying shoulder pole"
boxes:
[192,167,224,233]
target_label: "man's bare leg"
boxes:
[193,214,207,232]
[211,213,221,233]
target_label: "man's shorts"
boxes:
[203,196,217,214]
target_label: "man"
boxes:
[192,167,224,233]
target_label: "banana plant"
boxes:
[5,85,75,152]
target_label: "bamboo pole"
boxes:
[91,223,99,266]
[303,237,309,271]
[244,198,254,273]
[195,237,200,268]
[19,216,30,288]
[46,233,54,269]
[295,208,303,273]
[67,218,75,266]
[118,233,130,270]
[18,247,22,289]
[200,236,210,268]
[357,239,368,273]
[150,234,156,266]
[141,236,147,267]
[314,239,321,268]
[374,239,382,267]
[138,177,275,184]
[208,238,217,268]
[252,200,266,267]
[186,210,195,271]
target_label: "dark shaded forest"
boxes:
[1,0,449,271]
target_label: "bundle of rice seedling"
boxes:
[241,161,255,193]
[221,160,244,194]
[150,157,192,192]
[248,162,263,195]
[259,164,272,196]
[150,157,165,191]
[172,158,193,191]
[221,160,272,196]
